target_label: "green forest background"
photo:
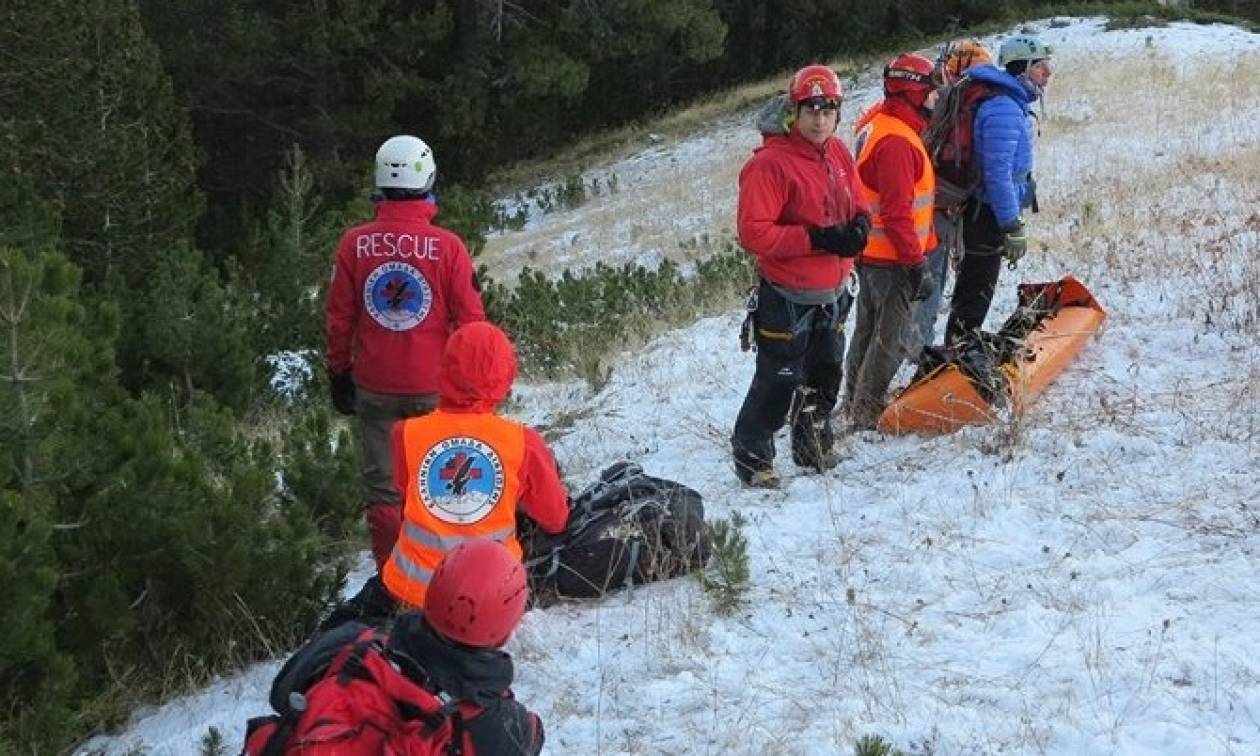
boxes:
[2,0,1256,751]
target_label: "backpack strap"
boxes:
[355,640,470,754]
[256,718,295,756]
[445,704,465,756]
[333,632,390,686]
[621,539,642,592]
[419,688,466,756]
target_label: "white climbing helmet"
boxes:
[998,35,1053,67]
[375,135,437,192]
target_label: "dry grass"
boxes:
[1036,47,1260,273]
[481,54,887,197]
[504,23,1260,755]
[479,53,891,284]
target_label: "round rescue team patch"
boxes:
[418,438,505,524]
[364,262,432,331]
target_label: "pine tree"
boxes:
[0,237,111,751]
[119,242,259,410]
[276,406,362,542]
[855,734,908,756]
[246,145,351,361]
[0,492,76,752]
[0,0,201,290]
[52,393,341,686]
[0,0,255,407]
[0,226,118,499]
[200,726,228,756]
[0,175,345,752]
[700,512,751,615]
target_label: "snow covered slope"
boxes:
[82,17,1260,755]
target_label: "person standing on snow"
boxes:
[325,135,487,574]
[382,321,569,610]
[731,64,871,488]
[945,36,1053,348]
[912,39,995,350]
[843,53,939,430]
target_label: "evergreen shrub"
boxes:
[484,243,753,380]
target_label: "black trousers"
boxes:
[945,201,1007,348]
[731,279,848,470]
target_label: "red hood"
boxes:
[438,322,517,412]
[853,100,883,134]
[882,94,930,133]
[758,129,835,162]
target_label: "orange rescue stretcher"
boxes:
[877,275,1106,435]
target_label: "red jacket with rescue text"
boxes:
[325,200,486,395]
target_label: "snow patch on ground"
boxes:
[81,17,1260,756]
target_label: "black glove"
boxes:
[808,214,870,257]
[849,213,871,242]
[329,371,356,416]
[905,262,933,302]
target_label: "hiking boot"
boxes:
[790,385,839,473]
[737,465,782,489]
[793,445,842,473]
[732,443,780,489]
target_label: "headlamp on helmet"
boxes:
[789,65,843,107]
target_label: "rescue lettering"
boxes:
[355,232,441,260]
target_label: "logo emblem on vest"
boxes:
[364,261,432,331]
[418,438,505,524]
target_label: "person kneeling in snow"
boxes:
[244,539,545,755]
[322,321,569,629]
[381,321,571,611]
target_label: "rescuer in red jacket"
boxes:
[325,135,486,572]
[732,64,871,488]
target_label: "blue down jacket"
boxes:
[968,64,1039,228]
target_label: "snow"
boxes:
[263,349,315,401]
[81,17,1260,756]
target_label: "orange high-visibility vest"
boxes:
[382,410,526,608]
[854,112,936,263]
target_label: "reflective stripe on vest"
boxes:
[399,520,517,551]
[387,544,434,585]
[855,113,936,263]
[382,409,527,609]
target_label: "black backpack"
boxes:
[523,462,710,602]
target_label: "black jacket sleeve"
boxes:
[464,695,545,756]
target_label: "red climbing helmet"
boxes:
[883,53,936,97]
[424,539,528,648]
[789,64,843,107]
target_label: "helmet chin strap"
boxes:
[1016,73,1046,134]
[1019,71,1045,99]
